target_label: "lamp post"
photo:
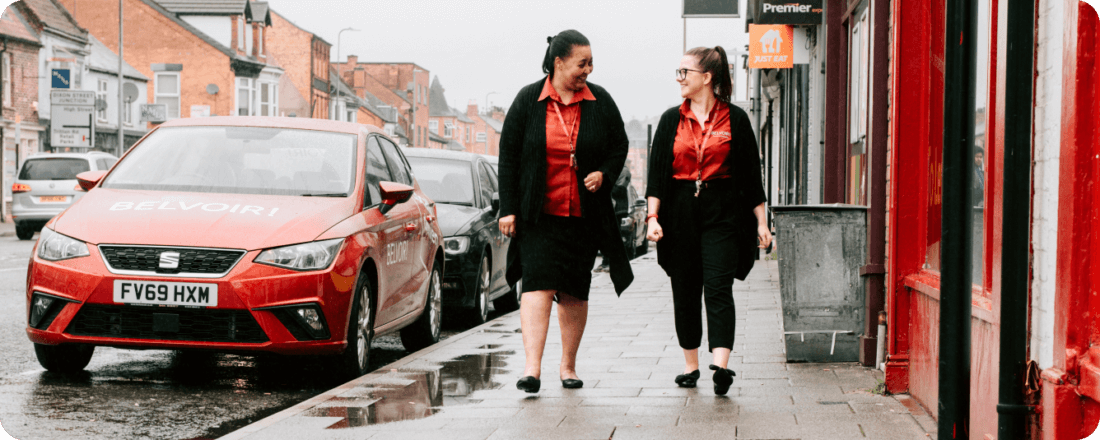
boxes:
[484,91,497,115]
[336,27,359,65]
[333,27,358,121]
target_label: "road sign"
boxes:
[141,104,167,123]
[748,24,794,69]
[51,69,71,89]
[50,90,95,148]
[683,0,739,17]
[756,0,822,25]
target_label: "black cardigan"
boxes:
[645,102,767,281]
[498,77,634,295]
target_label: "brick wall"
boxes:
[267,11,314,117]
[1,39,40,126]
[63,0,235,119]
[355,63,429,147]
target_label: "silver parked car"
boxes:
[12,152,118,240]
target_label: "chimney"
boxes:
[347,55,358,66]
[492,109,505,122]
[467,100,478,118]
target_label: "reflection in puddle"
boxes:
[477,344,503,349]
[307,351,514,429]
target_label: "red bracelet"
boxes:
[646,214,658,220]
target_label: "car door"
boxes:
[375,136,430,318]
[363,136,416,326]
[476,161,508,296]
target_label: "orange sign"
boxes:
[748,24,794,69]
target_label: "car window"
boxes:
[405,156,474,206]
[376,137,412,185]
[95,159,106,170]
[101,126,357,196]
[477,163,495,208]
[103,158,117,169]
[18,158,90,180]
[628,185,638,203]
[364,137,392,207]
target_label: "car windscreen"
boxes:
[101,126,357,196]
[405,157,474,206]
[19,158,90,180]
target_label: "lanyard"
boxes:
[551,101,579,170]
[687,115,714,197]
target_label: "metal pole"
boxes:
[996,0,1036,435]
[117,0,124,155]
[938,0,977,436]
[485,91,497,114]
[683,17,686,54]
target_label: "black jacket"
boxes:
[645,102,767,281]
[498,78,634,295]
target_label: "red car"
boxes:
[25,117,443,378]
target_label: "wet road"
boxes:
[0,232,508,440]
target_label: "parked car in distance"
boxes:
[403,149,515,324]
[12,152,118,240]
[620,185,648,258]
[25,117,443,379]
[483,155,497,174]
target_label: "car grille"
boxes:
[99,246,245,275]
[66,304,268,343]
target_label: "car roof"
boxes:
[25,152,117,160]
[482,155,498,164]
[402,147,484,163]
[157,116,382,136]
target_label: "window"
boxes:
[846,9,870,206]
[477,162,495,208]
[364,137,392,207]
[96,79,109,122]
[429,120,438,133]
[245,21,253,55]
[377,137,412,185]
[237,16,245,50]
[155,72,180,119]
[259,82,277,116]
[477,132,486,142]
[347,108,356,123]
[444,122,454,138]
[256,26,263,55]
[237,77,255,116]
[466,126,471,143]
[2,53,10,107]
[124,96,133,125]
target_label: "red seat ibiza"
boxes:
[25,117,443,378]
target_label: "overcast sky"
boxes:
[263,0,752,122]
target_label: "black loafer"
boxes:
[561,378,584,389]
[710,365,735,396]
[517,376,541,393]
[675,369,700,388]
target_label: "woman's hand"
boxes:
[584,172,603,192]
[646,217,663,242]
[499,215,517,238]
[757,224,772,249]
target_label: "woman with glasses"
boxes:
[497,29,633,394]
[644,46,771,396]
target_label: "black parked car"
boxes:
[404,149,516,324]
[619,184,649,258]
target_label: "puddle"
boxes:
[305,351,514,429]
[477,344,503,349]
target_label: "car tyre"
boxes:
[34,343,94,373]
[494,278,521,313]
[401,263,442,352]
[339,274,375,378]
[636,223,649,256]
[624,223,637,260]
[463,255,491,325]
[16,224,35,240]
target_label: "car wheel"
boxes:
[464,255,490,325]
[16,224,35,240]
[624,224,636,260]
[401,263,442,352]
[34,343,94,373]
[339,274,374,378]
[636,223,649,256]
[494,277,521,313]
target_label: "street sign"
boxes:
[50,90,95,148]
[748,24,794,69]
[757,0,822,25]
[683,0,739,17]
[141,104,167,123]
[51,69,71,89]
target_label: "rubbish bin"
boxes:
[771,204,867,363]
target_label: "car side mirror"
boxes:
[491,192,500,212]
[76,170,107,191]
[634,199,647,207]
[379,181,414,215]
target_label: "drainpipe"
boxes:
[938,0,977,437]
[995,0,1036,435]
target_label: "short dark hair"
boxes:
[686,46,733,102]
[542,30,590,78]
[975,147,985,155]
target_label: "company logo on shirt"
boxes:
[711,131,731,139]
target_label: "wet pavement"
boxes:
[220,253,938,440]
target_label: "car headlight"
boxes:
[37,227,90,261]
[255,238,344,271]
[443,236,469,256]
[621,217,631,227]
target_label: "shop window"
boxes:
[96,79,108,122]
[155,72,180,119]
[847,8,870,206]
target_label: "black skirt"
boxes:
[517,214,599,301]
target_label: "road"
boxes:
[0,232,501,440]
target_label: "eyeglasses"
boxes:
[675,68,705,80]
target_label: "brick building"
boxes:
[337,56,411,146]
[265,9,329,119]
[60,0,282,121]
[0,4,45,220]
[463,101,502,156]
[335,60,428,148]
[427,76,473,151]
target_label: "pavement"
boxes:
[219,251,937,440]
[0,221,15,238]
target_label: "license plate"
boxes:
[113,280,218,307]
[38,196,66,203]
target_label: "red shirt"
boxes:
[672,99,733,182]
[539,77,596,217]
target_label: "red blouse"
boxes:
[672,100,733,182]
[539,77,596,217]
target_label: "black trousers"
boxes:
[663,180,739,351]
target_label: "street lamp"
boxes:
[333,27,358,121]
[484,91,497,114]
[336,27,359,65]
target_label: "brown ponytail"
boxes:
[686,46,733,102]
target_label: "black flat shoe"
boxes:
[561,378,584,389]
[710,365,735,396]
[517,376,541,393]
[675,370,700,388]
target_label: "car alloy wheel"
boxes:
[429,268,442,340]
[356,283,372,371]
[471,256,490,323]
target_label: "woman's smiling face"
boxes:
[677,54,711,99]
[556,45,593,92]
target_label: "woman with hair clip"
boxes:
[644,46,771,396]
[497,29,633,393]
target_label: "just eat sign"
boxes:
[748,24,794,69]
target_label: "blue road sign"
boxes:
[51,69,71,89]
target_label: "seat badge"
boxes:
[159,251,180,269]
